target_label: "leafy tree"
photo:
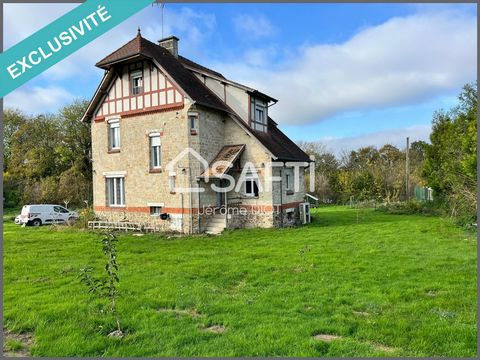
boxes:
[3,109,28,171]
[422,83,477,222]
[3,99,91,207]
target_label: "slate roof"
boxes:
[254,118,310,162]
[87,33,310,162]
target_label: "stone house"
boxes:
[82,31,311,234]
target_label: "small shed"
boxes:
[414,186,433,201]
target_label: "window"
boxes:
[169,175,176,193]
[150,206,162,216]
[285,169,295,194]
[286,172,292,191]
[130,70,143,95]
[287,211,293,221]
[54,206,69,213]
[108,120,120,150]
[250,97,267,132]
[188,113,198,135]
[106,177,125,206]
[255,107,264,124]
[149,134,161,169]
[244,172,259,197]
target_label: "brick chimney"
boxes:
[158,36,179,58]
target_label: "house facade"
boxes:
[82,31,311,234]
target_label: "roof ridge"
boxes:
[96,36,140,66]
[178,55,226,79]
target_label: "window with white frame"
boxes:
[108,120,120,150]
[130,70,143,95]
[149,134,161,169]
[250,97,267,132]
[106,177,125,206]
[244,172,259,197]
[150,206,162,216]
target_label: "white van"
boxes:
[20,204,79,226]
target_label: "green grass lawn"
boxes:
[3,206,477,357]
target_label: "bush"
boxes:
[77,207,97,229]
[377,200,439,216]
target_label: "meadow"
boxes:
[3,206,477,357]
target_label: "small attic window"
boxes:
[130,70,143,95]
[250,97,267,132]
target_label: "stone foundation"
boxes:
[95,203,303,234]
[227,210,274,229]
[95,210,189,233]
[273,207,302,227]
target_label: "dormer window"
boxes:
[130,70,143,95]
[250,97,267,132]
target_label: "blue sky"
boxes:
[3,3,477,154]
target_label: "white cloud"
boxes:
[234,14,276,39]
[3,3,76,48]
[216,10,477,125]
[4,85,74,114]
[319,125,432,156]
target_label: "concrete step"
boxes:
[205,227,224,235]
[209,219,226,226]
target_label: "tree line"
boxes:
[300,83,477,223]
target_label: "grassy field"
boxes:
[3,206,477,357]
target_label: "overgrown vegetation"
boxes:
[3,207,476,357]
[3,100,91,208]
[422,83,477,225]
[299,136,427,204]
[299,83,477,224]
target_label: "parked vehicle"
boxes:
[19,205,79,226]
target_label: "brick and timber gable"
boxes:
[93,60,184,121]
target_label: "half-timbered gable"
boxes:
[94,61,184,120]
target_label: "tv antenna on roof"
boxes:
[153,1,166,39]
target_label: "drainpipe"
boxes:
[181,192,184,232]
[197,179,201,233]
[279,168,283,228]
[225,181,228,228]
[189,166,193,234]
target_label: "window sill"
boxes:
[190,130,198,135]
[108,149,121,154]
[107,205,126,208]
[149,168,162,174]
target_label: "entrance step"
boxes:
[205,214,226,235]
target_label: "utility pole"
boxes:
[405,137,410,201]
